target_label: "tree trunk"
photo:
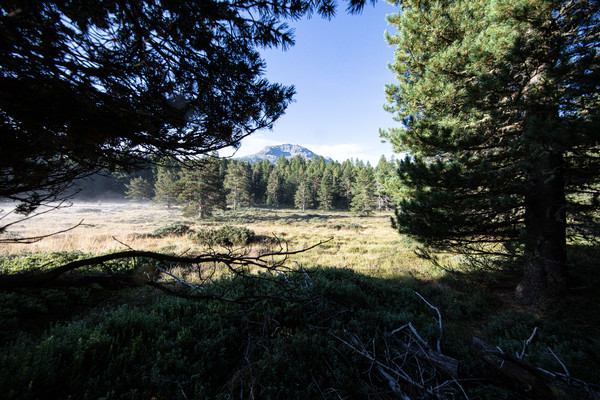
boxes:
[517,151,567,304]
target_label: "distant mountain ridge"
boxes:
[236,144,333,164]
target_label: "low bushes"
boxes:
[190,225,256,247]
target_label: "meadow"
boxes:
[1,202,599,399]
[0,201,436,280]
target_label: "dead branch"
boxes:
[470,337,600,400]
[0,239,329,306]
[0,219,90,244]
[415,291,443,353]
[517,327,538,359]
[0,201,87,244]
[334,319,462,400]
[392,322,459,379]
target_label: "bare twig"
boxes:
[153,264,196,290]
[517,327,538,359]
[547,346,571,380]
[415,291,443,353]
[0,219,89,244]
[112,236,135,250]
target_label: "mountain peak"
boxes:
[236,144,332,164]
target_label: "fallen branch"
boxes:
[415,291,443,353]
[0,239,329,302]
[470,336,600,400]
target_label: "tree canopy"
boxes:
[0,0,374,212]
[383,0,600,304]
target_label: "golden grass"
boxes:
[0,202,438,279]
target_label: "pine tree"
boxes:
[251,160,272,204]
[340,160,356,210]
[351,166,376,215]
[294,179,313,211]
[0,1,373,214]
[318,170,334,210]
[375,156,396,211]
[266,171,282,207]
[224,161,251,210]
[125,177,154,201]
[153,162,180,209]
[178,155,225,219]
[382,0,600,304]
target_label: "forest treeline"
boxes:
[76,154,400,217]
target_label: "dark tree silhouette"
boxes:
[0,0,374,214]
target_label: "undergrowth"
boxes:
[1,267,598,399]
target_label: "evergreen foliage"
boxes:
[224,161,252,210]
[266,170,283,207]
[124,177,154,201]
[375,156,396,211]
[153,161,180,209]
[382,0,600,303]
[177,155,226,219]
[351,166,377,215]
[294,178,313,211]
[318,170,335,210]
[0,0,373,213]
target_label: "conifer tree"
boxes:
[383,0,600,303]
[178,155,225,219]
[375,156,396,211]
[340,160,356,210]
[318,170,334,210]
[125,177,154,201]
[0,0,373,213]
[224,161,251,210]
[251,160,272,204]
[266,171,282,207]
[351,167,376,215]
[153,162,180,209]
[294,179,313,211]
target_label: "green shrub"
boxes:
[1,267,597,399]
[151,223,192,238]
[0,251,86,274]
[190,225,255,247]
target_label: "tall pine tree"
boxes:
[351,166,376,215]
[383,0,600,304]
[294,178,313,211]
[178,155,225,219]
[224,161,251,211]
[318,170,334,210]
[153,160,180,209]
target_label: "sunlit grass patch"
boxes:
[1,203,435,279]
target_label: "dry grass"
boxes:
[0,202,438,279]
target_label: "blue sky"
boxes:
[221,1,401,165]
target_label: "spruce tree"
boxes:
[351,167,376,215]
[318,170,334,211]
[125,177,154,201]
[340,160,356,210]
[375,156,396,211]
[266,171,282,207]
[382,0,600,304]
[178,155,225,219]
[294,179,313,212]
[224,161,251,210]
[153,162,180,209]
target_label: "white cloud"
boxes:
[218,133,281,158]
[305,143,364,161]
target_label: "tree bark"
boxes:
[517,150,567,304]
